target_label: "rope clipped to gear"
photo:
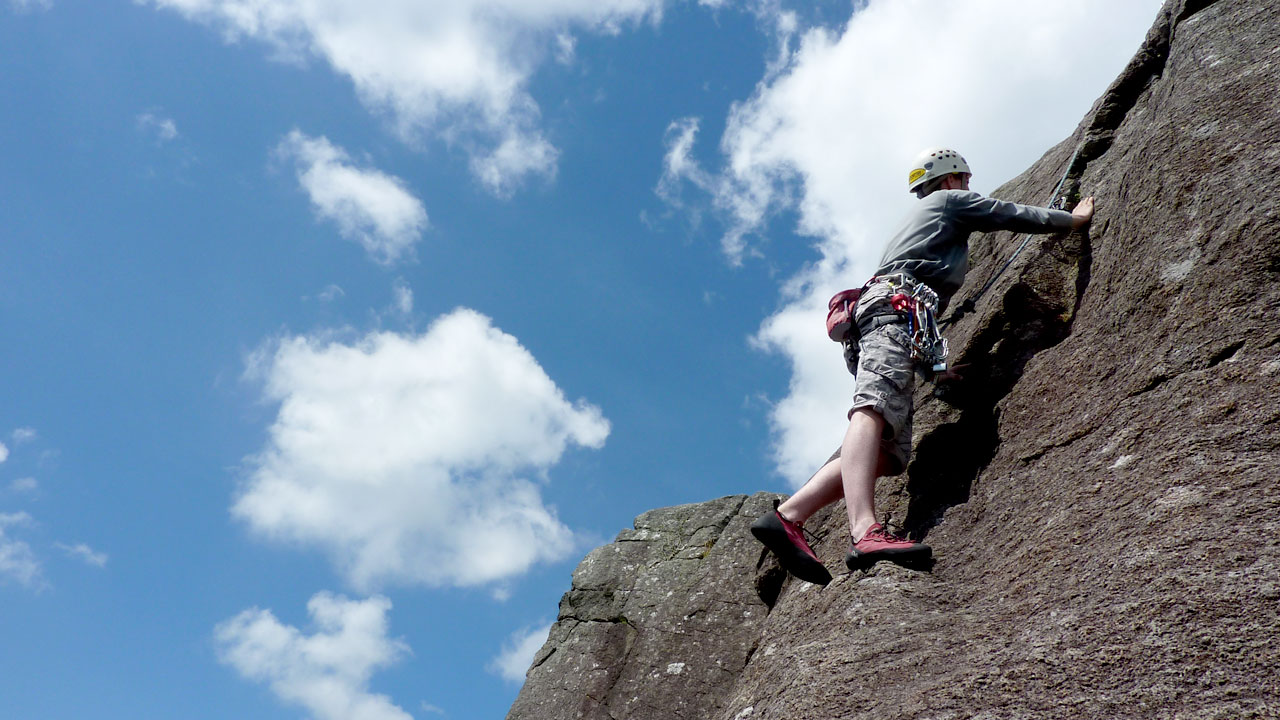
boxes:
[939,143,1085,328]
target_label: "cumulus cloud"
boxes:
[144,0,666,192]
[488,622,552,684]
[215,593,411,720]
[238,308,610,590]
[0,513,43,589]
[276,130,428,265]
[55,542,108,568]
[667,0,1159,483]
[0,442,7,463]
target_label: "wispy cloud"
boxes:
[488,622,552,684]
[0,513,44,589]
[390,279,413,317]
[137,111,180,143]
[7,0,52,13]
[276,130,428,266]
[308,284,346,303]
[56,542,108,568]
[657,117,715,206]
[11,427,37,444]
[655,116,720,247]
[9,478,38,494]
[144,0,665,194]
[215,593,412,720]
[238,308,610,590]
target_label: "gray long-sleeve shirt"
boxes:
[874,189,1075,309]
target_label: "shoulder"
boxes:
[942,189,1002,216]
[918,189,985,216]
[939,189,986,205]
[919,189,984,206]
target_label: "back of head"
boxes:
[908,148,971,198]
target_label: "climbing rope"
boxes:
[939,143,1085,328]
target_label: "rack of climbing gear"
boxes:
[880,273,949,373]
[826,273,949,375]
[939,141,1085,328]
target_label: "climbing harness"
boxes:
[826,273,948,375]
[939,142,1085,328]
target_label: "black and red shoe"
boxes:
[845,523,931,570]
[750,503,833,586]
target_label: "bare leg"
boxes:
[777,457,842,524]
[841,408,885,541]
[778,433,896,527]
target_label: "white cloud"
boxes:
[0,513,43,589]
[276,130,429,265]
[315,284,346,303]
[11,427,36,444]
[215,593,411,720]
[670,0,1159,483]
[55,542,108,568]
[469,130,560,199]
[137,111,180,143]
[390,279,413,316]
[553,32,577,65]
[657,117,714,207]
[488,622,552,684]
[238,308,610,590]
[144,0,666,192]
[0,442,8,463]
[9,478,38,494]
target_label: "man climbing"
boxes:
[752,148,1095,585]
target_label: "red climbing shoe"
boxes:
[845,523,931,569]
[750,504,833,586]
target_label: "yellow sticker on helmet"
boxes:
[909,168,926,184]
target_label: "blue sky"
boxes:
[2,1,1158,718]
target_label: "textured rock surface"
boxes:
[505,493,786,720]
[509,1,1280,718]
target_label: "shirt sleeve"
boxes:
[945,190,1075,234]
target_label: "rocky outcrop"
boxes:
[504,494,785,720]
[509,0,1280,717]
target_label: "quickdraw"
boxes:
[826,274,949,375]
[880,274,949,373]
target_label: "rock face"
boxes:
[504,494,786,720]
[508,1,1280,718]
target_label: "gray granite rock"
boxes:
[510,1,1280,718]
[506,493,788,720]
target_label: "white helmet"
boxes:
[908,148,971,195]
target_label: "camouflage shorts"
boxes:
[848,282,916,475]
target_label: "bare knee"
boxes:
[848,407,886,435]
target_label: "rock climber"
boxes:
[752,148,1096,585]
